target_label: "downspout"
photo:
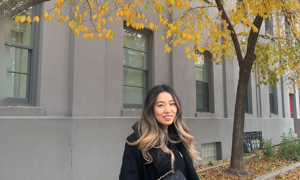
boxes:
[222,35,228,118]
[255,66,259,118]
[280,76,285,118]
[257,65,262,118]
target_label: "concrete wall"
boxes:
[0,116,293,180]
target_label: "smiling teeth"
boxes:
[164,116,171,118]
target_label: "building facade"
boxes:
[0,1,298,179]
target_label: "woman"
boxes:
[119,84,201,180]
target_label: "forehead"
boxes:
[155,92,174,102]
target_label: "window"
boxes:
[1,4,40,105]
[123,28,149,108]
[201,143,217,164]
[269,84,275,114]
[265,16,274,36]
[195,51,212,112]
[245,78,252,113]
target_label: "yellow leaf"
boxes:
[84,12,87,17]
[74,28,80,35]
[76,5,80,11]
[57,8,61,15]
[44,11,49,18]
[27,16,32,23]
[97,33,103,39]
[145,19,148,24]
[102,28,106,34]
[20,15,26,23]
[109,17,113,23]
[149,22,154,30]
[91,27,94,31]
[15,15,20,22]
[90,2,95,10]
[66,15,69,21]
[161,36,164,41]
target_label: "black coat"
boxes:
[119,132,199,180]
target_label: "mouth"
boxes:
[163,115,173,121]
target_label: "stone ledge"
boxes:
[121,109,142,117]
[195,112,218,118]
[0,106,44,116]
[253,161,300,180]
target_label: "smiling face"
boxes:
[153,92,178,130]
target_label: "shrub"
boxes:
[261,138,276,158]
[278,128,300,160]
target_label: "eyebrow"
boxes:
[156,100,175,104]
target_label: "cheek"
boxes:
[153,107,162,117]
[173,107,178,114]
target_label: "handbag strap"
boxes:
[157,169,175,180]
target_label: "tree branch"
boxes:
[244,15,263,68]
[10,0,50,17]
[215,0,243,64]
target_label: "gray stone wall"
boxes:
[0,117,293,180]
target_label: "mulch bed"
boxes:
[196,150,299,179]
[274,168,300,179]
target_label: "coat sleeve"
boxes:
[119,133,143,180]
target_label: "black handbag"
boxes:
[158,169,186,180]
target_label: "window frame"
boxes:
[3,4,40,106]
[245,77,252,114]
[195,50,213,112]
[265,15,274,36]
[269,83,278,114]
[122,26,150,108]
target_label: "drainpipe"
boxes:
[281,75,285,118]
[256,65,262,118]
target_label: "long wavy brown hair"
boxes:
[127,84,201,168]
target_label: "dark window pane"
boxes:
[245,89,249,113]
[196,81,207,96]
[196,82,208,111]
[123,86,145,105]
[123,29,146,52]
[269,94,275,113]
[123,68,145,87]
[269,84,274,93]
[123,48,146,69]
[5,73,27,98]
[197,95,208,111]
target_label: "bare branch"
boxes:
[215,0,243,64]
[10,0,50,17]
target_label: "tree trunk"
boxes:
[227,65,251,176]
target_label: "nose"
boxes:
[164,105,171,113]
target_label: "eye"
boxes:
[170,103,175,106]
[158,104,163,107]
